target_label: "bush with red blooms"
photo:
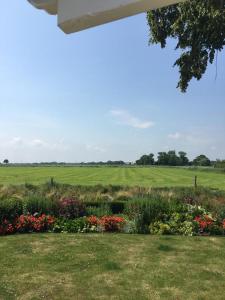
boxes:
[87,215,126,232]
[0,214,55,235]
[58,197,86,219]
[194,215,213,230]
[0,219,14,235]
[87,215,99,227]
[15,214,55,233]
[100,216,125,232]
[194,215,225,235]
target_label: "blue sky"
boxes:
[0,2,224,162]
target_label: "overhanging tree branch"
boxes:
[147,0,225,92]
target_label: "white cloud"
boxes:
[30,139,46,147]
[9,137,24,146]
[110,110,155,129]
[6,137,69,151]
[86,144,106,153]
[168,132,182,140]
[29,138,70,151]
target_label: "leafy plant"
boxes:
[25,195,58,216]
[149,213,195,236]
[53,217,96,233]
[149,222,171,235]
[86,204,112,217]
[58,197,86,219]
[125,197,177,233]
[122,219,137,234]
[0,198,23,222]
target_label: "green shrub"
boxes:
[177,221,194,236]
[216,205,225,221]
[110,201,126,214]
[167,212,196,235]
[24,183,38,192]
[53,217,90,233]
[125,197,177,233]
[85,201,126,215]
[149,213,195,236]
[172,215,195,235]
[114,191,132,201]
[95,194,114,202]
[122,219,138,234]
[207,223,224,235]
[86,204,112,217]
[0,198,23,222]
[149,222,171,235]
[185,204,208,217]
[25,195,59,216]
[58,198,86,219]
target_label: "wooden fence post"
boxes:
[194,176,197,188]
[50,177,54,187]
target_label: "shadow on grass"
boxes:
[157,244,175,252]
[103,261,121,271]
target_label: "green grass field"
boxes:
[1,234,225,300]
[0,166,224,189]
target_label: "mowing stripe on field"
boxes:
[0,166,224,189]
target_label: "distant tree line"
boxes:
[136,151,212,167]
[214,160,225,169]
[1,155,224,168]
[0,160,128,167]
[80,161,126,166]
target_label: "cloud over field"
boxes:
[110,109,155,129]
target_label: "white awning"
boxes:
[28,0,185,34]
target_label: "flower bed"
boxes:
[0,191,225,236]
[1,213,225,236]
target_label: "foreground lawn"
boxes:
[0,234,225,300]
[0,166,224,189]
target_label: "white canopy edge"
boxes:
[28,0,186,34]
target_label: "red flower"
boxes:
[0,214,56,235]
[194,216,201,222]
[99,216,125,232]
[0,220,14,235]
[222,219,225,229]
[87,216,99,226]
[194,215,213,229]
[87,215,126,232]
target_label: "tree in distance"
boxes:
[135,151,212,166]
[192,155,211,166]
[136,153,155,165]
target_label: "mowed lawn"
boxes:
[0,234,225,300]
[0,166,224,189]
